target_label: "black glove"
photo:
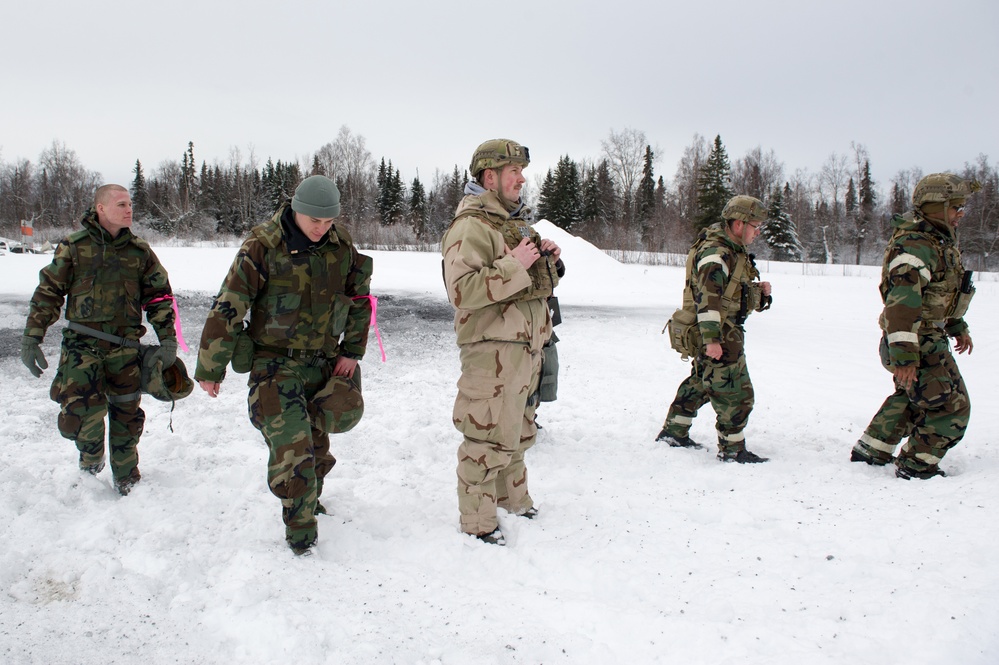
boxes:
[21,336,48,378]
[145,339,178,372]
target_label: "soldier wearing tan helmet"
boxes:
[657,195,773,463]
[441,139,564,545]
[851,173,979,479]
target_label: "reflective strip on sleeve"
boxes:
[888,253,931,283]
[696,254,729,277]
[860,433,896,454]
[886,331,919,345]
[697,310,721,323]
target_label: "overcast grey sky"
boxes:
[3,0,997,193]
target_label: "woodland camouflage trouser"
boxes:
[854,334,970,472]
[49,333,144,482]
[661,353,755,454]
[453,340,542,536]
[248,354,363,548]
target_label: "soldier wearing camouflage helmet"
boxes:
[20,184,180,495]
[656,195,773,463]
[441,138,564,545]
[851,173,978,479]
[195,174,373,555]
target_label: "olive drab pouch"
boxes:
[539,333,559,402]
[665,307,701,361]
[950,270,975,319]
[230,324,254,374]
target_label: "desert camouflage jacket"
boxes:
[195,204,373,382]
[441,189,559,348]
[878,211,971,366]
[688,222,766,347]
[23,207,176,343]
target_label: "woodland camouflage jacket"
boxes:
[195,204,373,382]
[441,190,559,348]
[878,211,972,367]
[688,222,766,344]
[23,207,176,343]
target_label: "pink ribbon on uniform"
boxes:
[352,295,386,362]
[145,294,190,352]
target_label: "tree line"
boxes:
[1,126,996,270]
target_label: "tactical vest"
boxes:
[682,230,762,323]
[64,228,147,327]
[246,219,352,351]
[879,227,973,329]
[449,208,560,301]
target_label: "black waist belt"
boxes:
[67,321,142,349]
[257,345,327,361]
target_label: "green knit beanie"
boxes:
[292,175,341,218]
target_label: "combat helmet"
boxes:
[722,195,767,224]
[141,348,194,402]
[912,173,980,210]
[469,139,530,178]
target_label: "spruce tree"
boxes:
[410,176,427,238]
[762,184,803,262]
[636,145,656,244]
[131,159,149,218]
[695,135,734,232]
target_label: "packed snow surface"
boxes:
[1,221,996,664]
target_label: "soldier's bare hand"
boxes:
[892,365,917,391]
[760,281,772,297]
[508,238,540,269]
[539,239,561,261]
[333,356,358,378]
[199,380,221,398]
[704,342,723,360]
[954,333,973,354]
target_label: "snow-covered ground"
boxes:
[1,222,996,665]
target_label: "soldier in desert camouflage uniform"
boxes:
[851,173,978,480]
[442,139,563,545]
[657,195,773,463]
[195,175,372,555]
[21,184,178,495]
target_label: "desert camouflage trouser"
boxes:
[453,340,542,535]
[248,354,363,548]
[661,352,755,454]
[49,332,144,481]
[854,334,970,471]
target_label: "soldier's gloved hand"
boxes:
[147,339,178,370]
[21,336,48,378]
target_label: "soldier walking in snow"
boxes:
[657,195,773,463]
[441,139,563,545]
[195,175,373,555]
[851,173,978,479]
[21,184,182,495]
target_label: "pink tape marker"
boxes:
[145,294,190,352]
[352,295,386,362]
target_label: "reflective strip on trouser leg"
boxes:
[859,389,913,460]
[898,340,970,469]
[662,364,712,437]
[454,341,539,535]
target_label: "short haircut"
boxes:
[95,184,128,207]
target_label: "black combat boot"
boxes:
[656,429,704,449]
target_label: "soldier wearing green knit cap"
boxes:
[852,173,978,480]
[196,174,373,555]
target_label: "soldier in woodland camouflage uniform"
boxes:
[21,184,178,495]
[851,173,978,480]
[442,139,563,545]
[657,196,773,463]
[195,175,372,555]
